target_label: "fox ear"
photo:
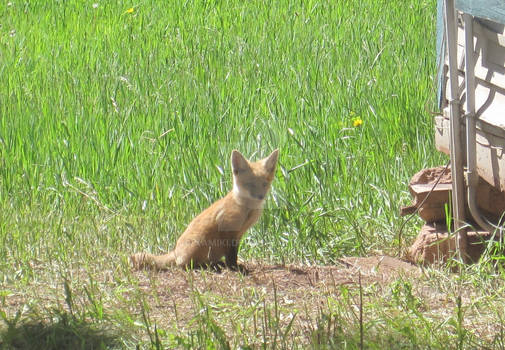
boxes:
[231,150,249,174]
[263,149,279,173]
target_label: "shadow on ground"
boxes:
[0,310,120,350]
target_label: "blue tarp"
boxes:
[456,0,505,25]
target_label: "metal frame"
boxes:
[443,0,502,261]
[444,0,468,261]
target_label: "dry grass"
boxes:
[3,256,505,348]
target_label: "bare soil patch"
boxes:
[132,256,420,329]
[135,255,419,298]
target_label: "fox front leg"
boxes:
[225,243,239,269]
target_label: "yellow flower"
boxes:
[352,117,363,127]
[125,7,134,14]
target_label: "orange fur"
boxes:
[131,149,279,270]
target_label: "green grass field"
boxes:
[2,0,505,349]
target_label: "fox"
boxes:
[130,149,279,270]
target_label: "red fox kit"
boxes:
[131,149,279,270]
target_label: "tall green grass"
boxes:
[0,0,442,266]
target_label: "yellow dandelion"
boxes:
[125,7,134,14]
[352,117,363,127]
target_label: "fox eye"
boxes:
[262,182,268,188]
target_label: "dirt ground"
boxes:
[134,255,419,298]
[131,256,422,329]
[3,255,421,321]
[5,255,500,346]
